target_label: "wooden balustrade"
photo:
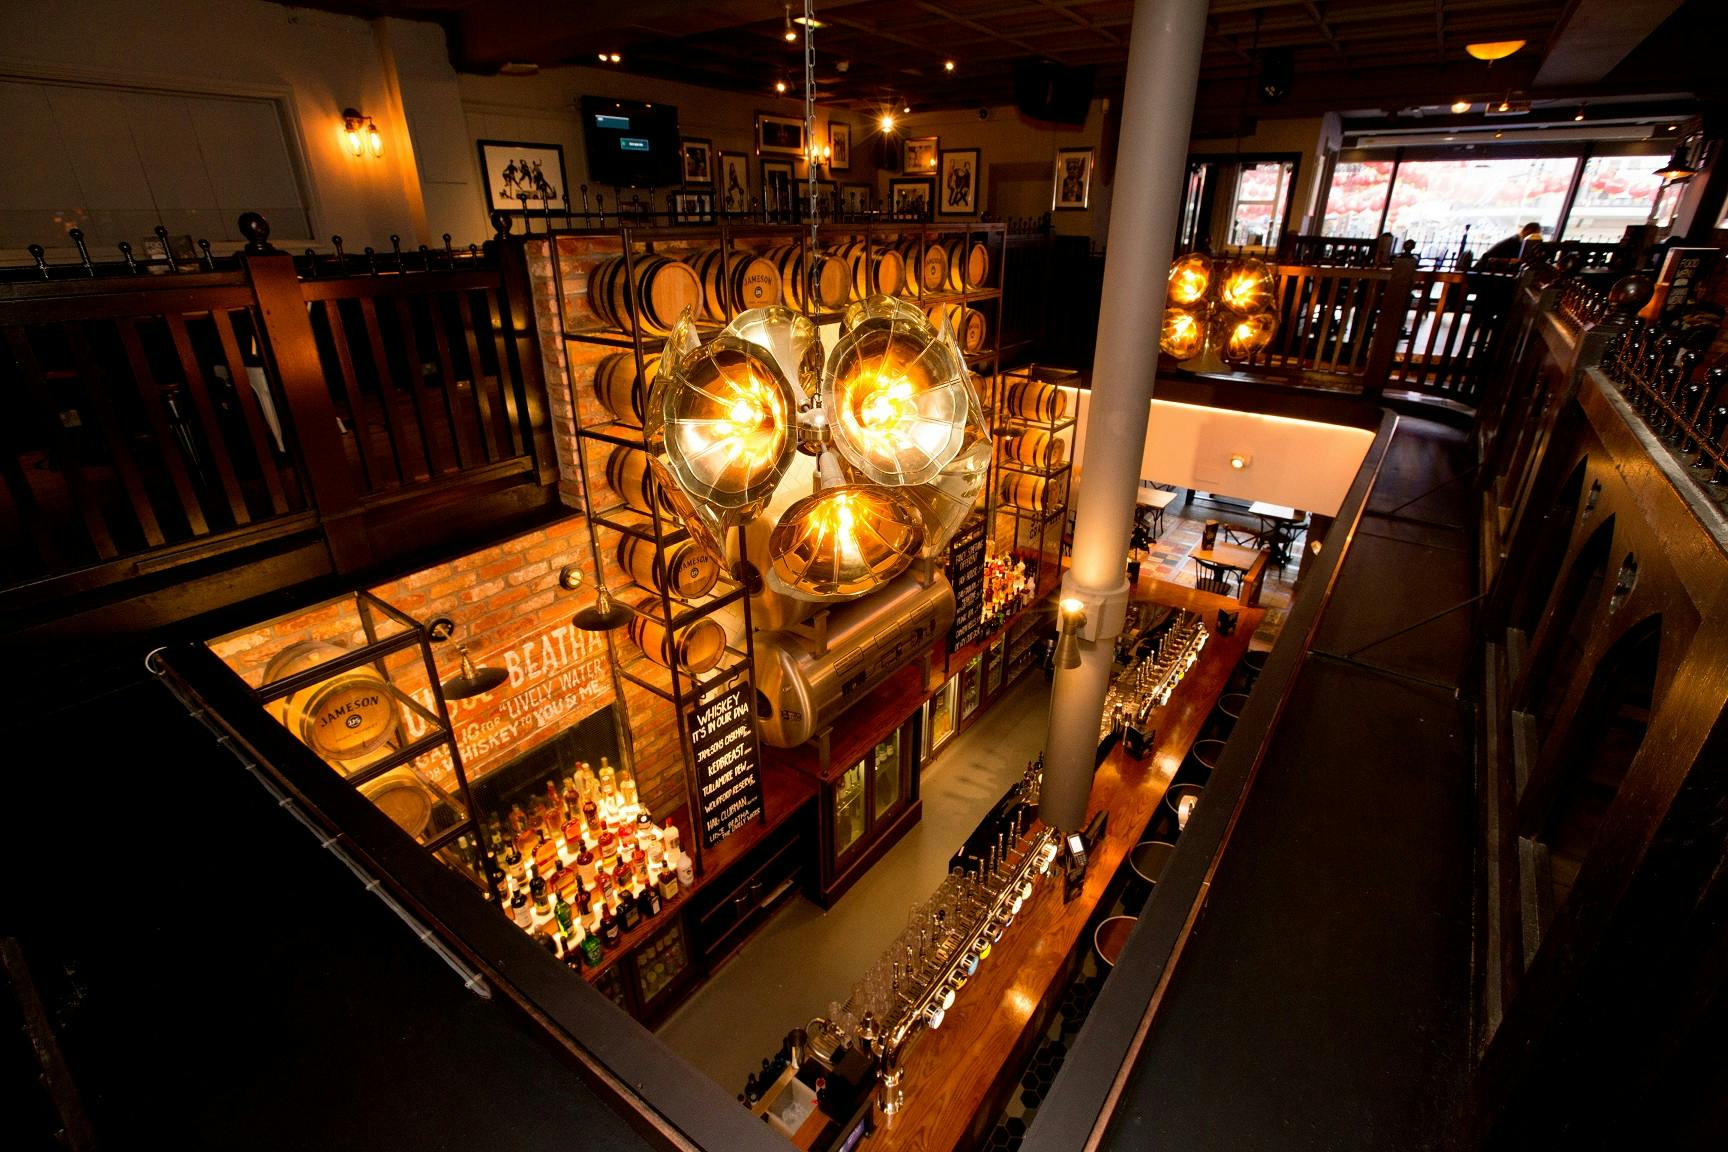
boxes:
[1,216,560,642]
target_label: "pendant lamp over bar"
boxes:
[427,616,509,699]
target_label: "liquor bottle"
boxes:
[598,830,618,872]
[618,888,641,932]
[562,814,585,849]
[662,823,681,860]
[528,864,549,915]
[575,843,598,886]
[642,882,662,918]
[575,878,592,918]
[658,865,679,901]
[552,864,577,901]
[580,925,604,967]
[676,850,694,889]
[599,902,621,947]
[510,889,532,928]
[538,932,560,957]
[634,812,654,853]
[534,834,559,880]
[503,843,525,885]
[508,803,528,834]
[563,934,585,971]
[613,856,633,892]
[581,797,599,831]
[547,778,566,821]
[553,892,576,936]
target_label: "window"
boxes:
[1227,161,1293,248]
[1382,156,1578,264]
[1320,160,1395,237]
[1562,155,1666,242]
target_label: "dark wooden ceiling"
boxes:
[305,0,1709,129]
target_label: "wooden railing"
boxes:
[1,215,559,641]
[1226,250,1517,406]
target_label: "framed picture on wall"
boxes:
[829,122,851,170]
[905,136,939,175]
[762,160,796,219]
[1053,147,1092,210]
[673,191,713,224]
[938,148,980,216]
[477,139,568,214]
[681,138,713,186]
[889,177,935,221]
[757,113,806,156]
[718,153,751,213]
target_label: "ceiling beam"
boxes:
[1533,0,1685,86]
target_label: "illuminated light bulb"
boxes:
[1229,453,1249,470]
[1222,312,1276,359]
[1159,308,1204,359]
[880,113,896,132]
[767,485,924,601]
[776,79,788,94]
[598,52,608,62]
[658,328,796,511]
[610,53,621,63]
[367,121,383,157]
[945,60,956,72]
[1167,253,1212,306]
[1450,99,1471,114]
[346,126,362,156]
[1219,258,1273,314]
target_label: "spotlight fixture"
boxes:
[1465,40,1524,63]
[1450,99,1471,114]
[1574,104,1586,122]
[557,563,584,591]
[341,108,381,158]
[598,52,621,63]
[1054,598,1086,670]
[944,60,956,72]
[776,79,788,94]
[784,5,798,41]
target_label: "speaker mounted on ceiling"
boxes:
[1012,58,1095,126]
[1258,48,1294,103]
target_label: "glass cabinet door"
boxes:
[961,654,982,720]
[834,760,867,857]
[928,677,955,753]
[872,730,902,821]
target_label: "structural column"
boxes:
[1038,0,1210,835]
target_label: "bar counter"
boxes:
[862,578,1262,1152]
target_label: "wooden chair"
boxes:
[1193,568,1237,597]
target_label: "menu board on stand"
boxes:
[687,672,765,848]
[946,515,989,652]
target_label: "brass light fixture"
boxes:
[1054,598,1086,670]
[1160,254,1278,374]
[1450,99,1472,114]
[649,297,981,604]
[784,5,798,41]
[341,108,382,158]
[1654,134,1703,182]
[427,617,508,699]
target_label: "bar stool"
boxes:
[1122,839,1176,915]
[1178,738,1226,787]
[1229,649,1269,694]
[1094,915,1137,970]
[1164,783,1204,835]
[1216,692,1249,733]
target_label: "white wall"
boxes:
[0,0,429,258]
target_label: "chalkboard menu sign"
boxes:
[946,515,988,651]
[688,675,764,848]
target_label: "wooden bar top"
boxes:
[866,578,1262,1152]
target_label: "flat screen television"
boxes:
[579,96,681,189]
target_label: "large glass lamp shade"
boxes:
[1220,312,1277,360]
[657,334,795,511]
[1167,254,1212,307]
[1219,257,1275,314]
[1160,307,1206,359]
[767,485,924,601]
[823,296,970,487]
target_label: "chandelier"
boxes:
[645,295,990,603]
[1159,253,1278,374]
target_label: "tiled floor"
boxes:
[655,493,1310,1109]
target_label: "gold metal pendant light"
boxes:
[767,484,925,601]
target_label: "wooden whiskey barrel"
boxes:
[618,534,721,600]
[1002,378,1068,423]
[767,245,850,313]
[925,303,986,351]
[684,247,782,319]
[1000,473,1055,511]
[589,254,702,336]
[626,597,728,674]
[263,640,400,769]
[1000,429,1066,469]
[604,444,676,515]
[591,351,659,427]
[833,240,906,299]
[944,240,990,292]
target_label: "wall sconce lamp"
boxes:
[342,108,382,158]
[1653,134,1706,183]
[1054,597,1087,669]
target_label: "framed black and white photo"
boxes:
[843,183,872,216]
[938,148,980,216]
[477,139,568,214]
[761,160,795,219]
[905,136,939,175]
[681,138,713,186]
[889,177,935,221]
[757,113,806,157]
[1053,147,1093,211]
[673,191,713,224]
[829,121,851,170]
[718,153,751,214]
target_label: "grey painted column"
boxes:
[1038,0,1210,835]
